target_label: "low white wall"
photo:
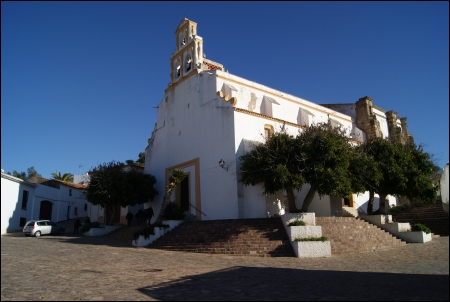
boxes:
[286,226,322,241]
[133,220,184,247]
[292,241,331,258]
[281,213,315,226]
[83,225,120,236]
[360,215,431,243]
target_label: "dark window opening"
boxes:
[20,217,27,227]
[69,189,72,196]
[84,204,88,211]
[21,190,29,210]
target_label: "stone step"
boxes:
[148,218,295,257]
[316,217,406,255]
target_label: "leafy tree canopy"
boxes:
[240,122,356,213]
[359,138,438,214]
[86,160,158,225]
[7,166,42,181]
[240,129,306,212]
[295,122,356,212]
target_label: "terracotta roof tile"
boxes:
[51,179,87,189]
[203,60,223,71]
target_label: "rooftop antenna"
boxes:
[78,164,83,176]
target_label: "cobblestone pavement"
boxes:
[1,231,448,301]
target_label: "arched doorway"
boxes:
[39,200,53,220]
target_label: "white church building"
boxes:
[144,18,411,221]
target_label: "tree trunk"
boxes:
[379,193,389,214]
[108,206,116,226]
[155,182,176,225]
[367,190,375,215]
[156,194,171,225]
[300,185,316,212]
[286,188,298,213]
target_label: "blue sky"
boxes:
[1,1,449,179]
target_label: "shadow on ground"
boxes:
[137,266,449,301]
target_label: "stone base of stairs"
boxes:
[316,217,406,255]
[149,218,296,257]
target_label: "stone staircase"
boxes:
[148,218,296,257]
[107,217,409,257]
[391,202,449,236]
[315,217,407,255]
[107,224,141,244]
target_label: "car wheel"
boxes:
[34,231,41,237]
[58,229,64,235]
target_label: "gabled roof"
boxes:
[50,179,87,189]
[175,18,196,33]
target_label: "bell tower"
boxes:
[170,18,204,85]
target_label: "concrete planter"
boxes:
[292,241,331,258]
[396,231,432,243]
[286,226,323,241]
[281,213,316,226]
[360,215,432,243]
[83,225,120,236]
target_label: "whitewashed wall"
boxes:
[1,174,37,234]
[353,192,398,213]
[145,71,239,221]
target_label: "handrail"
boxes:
[190,203,207,216]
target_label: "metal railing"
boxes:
[190,203,207,217]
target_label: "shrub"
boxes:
[288,220,306,226]
[163,202,185,220]
[294,236,329,242]
[411,223,431,234]
[132,226,155,242]
[80,222,100,233]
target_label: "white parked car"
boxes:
[23,220,65,237]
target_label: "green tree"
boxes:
[359,138,438,214]
[51,172,74,182]
[11,170,27,180]
[239,129,306,212]
[295,122,356,212]
[137,152,145,164]
[240,122,356,213]
[155,169,186,224]
[8,166,41,181]
[400,143,438,204]
[85,161,158,225]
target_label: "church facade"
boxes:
[144,19,413,220]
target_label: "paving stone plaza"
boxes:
[1,231,448,301]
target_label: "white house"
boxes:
[1,171,89,234]
[1,172,37,234]
[144,18,408,221]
